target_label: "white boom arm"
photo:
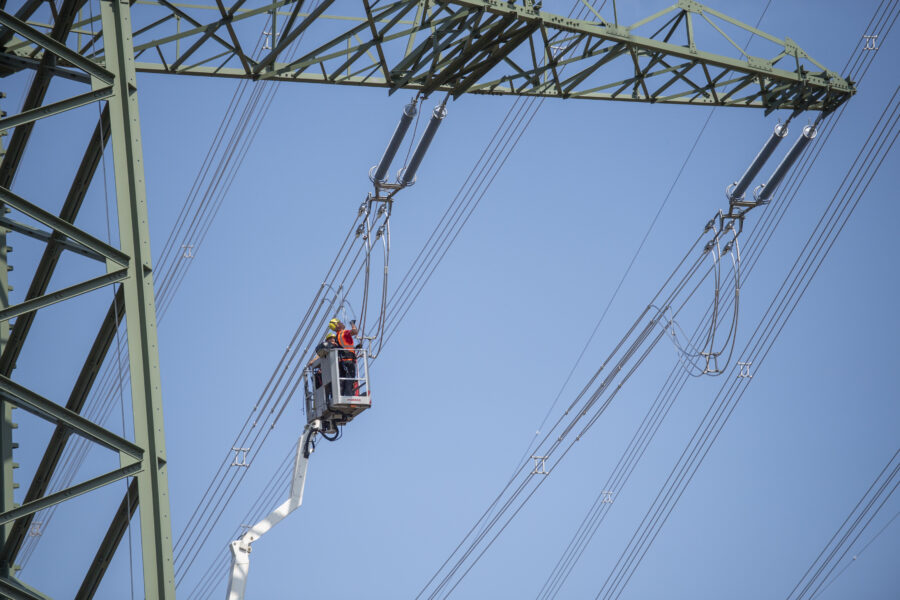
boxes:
[226,421,319,600]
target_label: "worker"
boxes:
[307,332,337,367]
[331,317,359,396]
[308,332,337,389]
[316,332,337,359]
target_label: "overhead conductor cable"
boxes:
[371,100,419,183]
[401,104,448,187]
[754,124,818,204]
[727,122,789,202]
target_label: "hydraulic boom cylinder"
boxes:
[728,122,789,202]
[755,125,817,204]
[401,104,447,186]
[372,100,418,184]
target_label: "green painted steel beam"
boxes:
[0,8,111,82]
[0,98,12,583]
[89,0,857,111]
[0,98,120,582]
[0,0,45,47]
[0,0,856,597]
[0,107,111,378]
[1,0,854,111]
[0,186,130,266]
[0,575,51,600]
[0,461,142,527]
[76,478,139,600]
[0,217,106,262]
[0,375,144,458]
[0,0,85,193]
[101,0,177,596]
[1,289,125,570]
[0,2,175,597]
[0,268,129,322]
[0,86,115,132]
[0,111,113,575]
[0,50,91,82]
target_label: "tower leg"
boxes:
[100,0,175,596]
[0,106,14,578]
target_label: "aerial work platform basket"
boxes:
[305,347,370,431]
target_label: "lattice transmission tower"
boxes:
[0,0,852,597]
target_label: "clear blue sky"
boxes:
[8,0,900,598]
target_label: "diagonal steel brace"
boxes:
[0,375,143,458]
[0,9,113,83]
[0,186,129,266]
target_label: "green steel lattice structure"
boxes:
[0,0,854,598]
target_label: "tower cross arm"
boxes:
[6,0,853,113]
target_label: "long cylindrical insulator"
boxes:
[400,105,447,186]
[372,101,418,183]
[755,125,818,203]
[729,122,789,201]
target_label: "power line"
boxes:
[381,0,612,345]
[810,508,900,600]
[16,22,281,568]
[415,222,732,598]
[18,4,331,569]
[789,449,900,600]
[172,211,382,585]
[595,76,900,600]
[177,2,614,592]
[537,4,899,595]
[118,1,889,595]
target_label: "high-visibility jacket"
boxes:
[336,330,356,361]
